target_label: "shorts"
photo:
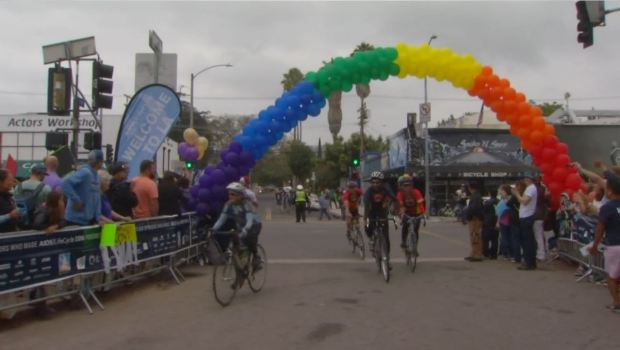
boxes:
[604,245,620,279]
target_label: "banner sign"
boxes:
[115,84,181,179]
[0,214,199,292]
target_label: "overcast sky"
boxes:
[2,0,620,146]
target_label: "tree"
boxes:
[535,101,563,116]
[251,148,292,186]
[285,140,315,182]
[351,42,375,156]
[321,133,388,181]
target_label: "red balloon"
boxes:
[542,147,557,162]
[543,134,558,147]
[548,181,563,195]
[540,162,554,175]
[552,167,569,182]
[555,153,570,167]
[556,142,568,154]
[529,143,543,158]
[565,173,582,190]
[530,130,544,145]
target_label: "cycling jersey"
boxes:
[343,188,363,213]
[397,188,425,216]
[363,184,395,217]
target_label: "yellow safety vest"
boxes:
[295,191,307,203]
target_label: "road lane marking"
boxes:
[268,257,465,264]
[419,229,467,247]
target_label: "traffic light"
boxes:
[576,1,594,48]
[92,61,114,109]
[352,156,360,167]
[84,132,102,150]
[47,67,72,116]
[185,161,194,170]
[105,144,114,163]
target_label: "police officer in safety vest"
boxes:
[295,184,309,223]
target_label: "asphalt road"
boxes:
[1,195,619,349]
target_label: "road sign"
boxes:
[419,103,431,123]
[149,30,162,55]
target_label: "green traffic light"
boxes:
[352,159,359,166]
[185,161,193,169]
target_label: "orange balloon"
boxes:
[531,106,543,117]
[531,116,546,131]
[506,114,519,125]
[521,138,532,150]
[490,100,504,114]
[515,92,526,103]
[519,114,533,127]
[488,75,500,87]
[517,102,530,114]
[517,128,531,140]
[510,124,520,135]
[530,130,544,144]
[474,75,487,90]
[467,88,478,97]
[481,66,493,76]
[503,100,517,113]
[478,88,490,101]
[490,87,503,100]
[503,88,516,100]
[496,112,508,122]
[544,124,555,135]
[499,78,510,88]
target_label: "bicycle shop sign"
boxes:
[0,114,101,132]
[459,171,510,178]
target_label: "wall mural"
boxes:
[187,43,582,215]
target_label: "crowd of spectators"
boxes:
[0,151,194,236]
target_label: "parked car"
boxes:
[308,193,320,211]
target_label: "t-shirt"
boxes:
[396,189,424,216]
[598,199,620,246]
[519,184,537,218]
[15,179,52,210]
[363,185,395,216]
[132,176,158,218]
[343,188,363,211]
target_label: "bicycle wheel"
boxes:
[355,226,365,260]
[379,235,390,283]
[408,229,418,273]
[212,256,239,307]
[248,244,267,293]
[373,231,382,272]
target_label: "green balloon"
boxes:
[384,48,398,61]
[305,71,318,82]
[389,63,400,76]
[342,81,353,92]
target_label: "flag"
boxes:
[6,154,17,177]
[77,97,86,108]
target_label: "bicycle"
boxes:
[367,217,397,283]
[347,214,365,260]
[211,230,268,307]
[402,214,425,272]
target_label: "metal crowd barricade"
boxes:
[557,236,606,283]
[0,212,204,317]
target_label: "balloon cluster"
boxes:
[394,43,482,90]
[187,80,326,216]
[468,66,582,208]
[305,47,400,98]
[178,128,209,161]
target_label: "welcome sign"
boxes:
[115,84,181,179]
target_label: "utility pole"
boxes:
[71,61,80,156]
[359,100,367,178]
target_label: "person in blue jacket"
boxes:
[61,150,104,226]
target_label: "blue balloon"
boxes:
[254,135,267,147]
[308,104,322,116]
[269,120,284,133]
[300,94,313,106]
[255,120,269,135]
[287,95,302,110]
[258,110,271,122]
[285,109,298,122]
[275,131,284,140]
[275,97,288,109]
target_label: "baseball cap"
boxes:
[109,161,129,175]
[88,149,104,163]
[31,164,48,175]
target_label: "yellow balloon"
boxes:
[196,136,209,159]
[183,128,199,145]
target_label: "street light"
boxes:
[424,34,437,218]
[190,63,232,128]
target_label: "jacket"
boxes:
[61,165,101,225]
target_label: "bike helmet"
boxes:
[370,171,384,181]
[398,174,413,185]
[347,181,358,188]
[226,182,245,194]
[297,184,303,190]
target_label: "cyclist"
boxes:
[212,182,262,270]
[396,174,426,249]
[363,171,396,261]
[343,181,363,240]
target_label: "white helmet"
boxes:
[297,185,303,190]
[226,182,245,194]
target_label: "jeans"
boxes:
[499,224,511,257]
[534,219,546,260]
[319,208,331,220]
[482,227,498,259]
[519,215,537,268]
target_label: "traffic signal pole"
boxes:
[71,60,80,157]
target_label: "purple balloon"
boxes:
[211,185,227,201]
[185,198,197,211]
[211,169,226,185]
[190,185,201,199]
[224,152,240,167]
[219,148,230,160]
[198,188,211,202]
[229,142,243,154]
[178,142,189,155]
[204,165,217,175]
[239,151,253,166]
[196,202,210,216]
[238,165,251,176]
[186,146,199,161]
[199,174,211,188]
[223,165,239,182]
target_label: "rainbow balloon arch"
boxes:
[188,43,583,216]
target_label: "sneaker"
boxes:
[464,256,482,262]
[517,265,536,271]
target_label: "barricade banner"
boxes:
[0,214,200,292]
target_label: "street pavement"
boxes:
[1,195,619,349]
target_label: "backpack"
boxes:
[14,182,46,230]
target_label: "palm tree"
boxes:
[281,68,304,140]
[351,42,375,162]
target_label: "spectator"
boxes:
[240,176,259,208]
[0,169,19,233]
[330,189,339,209]
[511,175,538,271]
[573,191,598,217]
[99,170,131,222]
[158,171,184,216]
[131,160,158,218]
[32,191,66,234]
[61,150,103,226]
[318,192,332,221]
[464,182,484,262]
[456,184,469,224]
[589,175,620,312]
[497,185,517,260]
[534,177,549,261]
[107,161,138,218]
[482,189,499,259]
[14,164,52,211]
[42,155,62,192]
[176,176,192,213]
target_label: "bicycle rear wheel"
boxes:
[379,235,390,282]
[248,244,267,293]
[213,257,239,307]
[408,230,418,273]
[355,227,365,260]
